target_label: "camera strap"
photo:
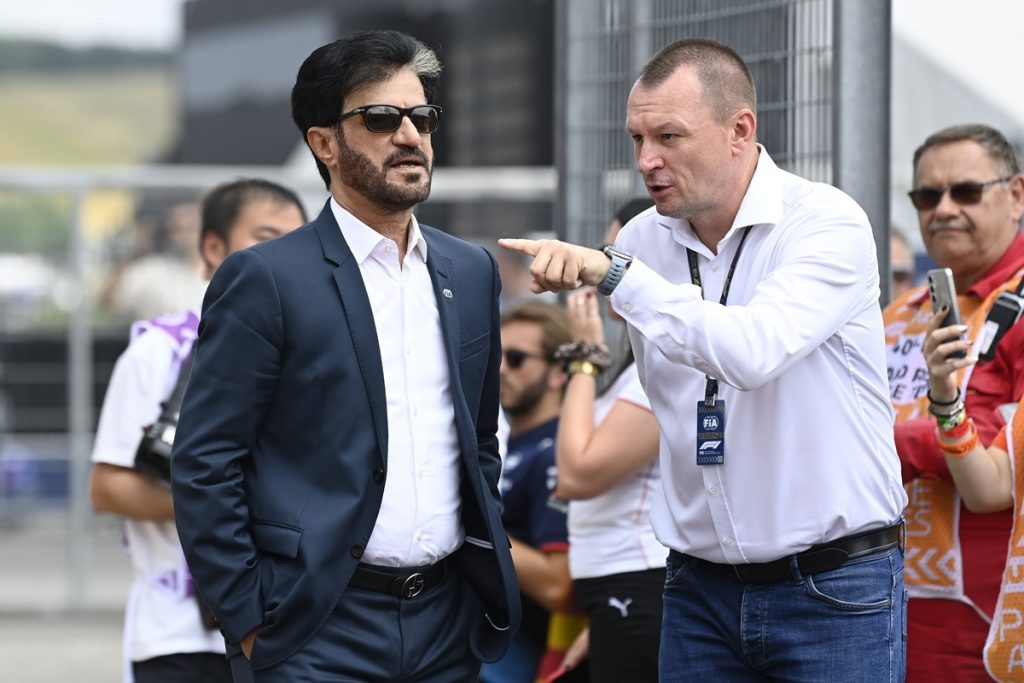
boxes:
[160,343,197,423]
[978,275,1024,364]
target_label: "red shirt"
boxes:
[891,231,1024,682]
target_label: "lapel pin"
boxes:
[442,288,453,299]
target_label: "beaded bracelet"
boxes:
[938,431,980,459]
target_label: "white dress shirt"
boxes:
[331,199,463,567]
[611,149,908,564]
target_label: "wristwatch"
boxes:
[597,245,633,296]
[568,359,601,377]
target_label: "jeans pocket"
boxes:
[803,551,895,613]
[664,552,693,586]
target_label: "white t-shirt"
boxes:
[91,311,225,667]
[568,363,667,579]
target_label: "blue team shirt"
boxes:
[498,418,568,553]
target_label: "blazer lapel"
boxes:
[426,240,461,383]
[314,202,389,462]
[425,234,479,464]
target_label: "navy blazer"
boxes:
[171,202,520,669]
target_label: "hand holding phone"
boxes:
[927,268,967,360]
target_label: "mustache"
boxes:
[929,219,970,233]
[385,148,430,168]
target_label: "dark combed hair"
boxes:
[291,30,443,189]
[912,123,1023,181]
[200,178,307,245]
[639,37,756,122]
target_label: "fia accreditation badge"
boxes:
[696,400,726,465]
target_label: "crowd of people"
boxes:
[87,26,1024,683]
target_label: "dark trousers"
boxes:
[134,652,232,683]
[574,568,664,683]
[228,567,480,683]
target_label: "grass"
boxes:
[0,67,176,164]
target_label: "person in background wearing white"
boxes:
[550,197,664,683]
[90,179,307,683]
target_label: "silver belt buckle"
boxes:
[401,572,425,598]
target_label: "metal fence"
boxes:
[0,165,555,613]
[556,0,888,257]
[0,0,894,614]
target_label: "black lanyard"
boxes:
[686,226,753,405]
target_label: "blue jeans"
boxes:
[661,547,907,682]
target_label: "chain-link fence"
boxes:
[0,165,554,613]
[556,0,880,253]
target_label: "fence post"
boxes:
[833,0,892,303]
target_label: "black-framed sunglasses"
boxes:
[503,348,548,370]
[907,176,1013,211]
[338,104,442,134]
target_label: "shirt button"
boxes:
[416,531,424,541]
[385,244,394,253]
[709,486,718,496]
[373,469,385,483]
[351,544,364,558]
[710,263,720,272]
[723,537,734,546]
[623,303,634,313]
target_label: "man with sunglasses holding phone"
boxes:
[883,123,1024,681]
[171,30,520,682]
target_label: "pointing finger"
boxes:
[497,238,540,256]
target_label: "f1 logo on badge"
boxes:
[702,416,719,430]
[699,441,722,451]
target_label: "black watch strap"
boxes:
[597,246,632,296]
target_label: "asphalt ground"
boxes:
[1,510,130,682]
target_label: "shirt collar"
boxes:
[329,197,429,264]
[656,145,784,253]
[966,231,1024,299]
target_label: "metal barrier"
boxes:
[0,164,555,612]
[556,0,890,291]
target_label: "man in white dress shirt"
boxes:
[501,37,907,681]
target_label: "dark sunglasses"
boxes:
[503,348,548,370]
[338,104,442,134]
[907,176,1012,211]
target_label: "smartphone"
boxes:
[927,267,966,359]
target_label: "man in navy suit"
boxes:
[171,29,520,682]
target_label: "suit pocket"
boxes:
[251,520,303,559]
[459,330,490,360]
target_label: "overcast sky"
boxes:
[0,0,187,50]
[0,0,1022,120]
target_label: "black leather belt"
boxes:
[694,522,903,585]
[348,559,447,599]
